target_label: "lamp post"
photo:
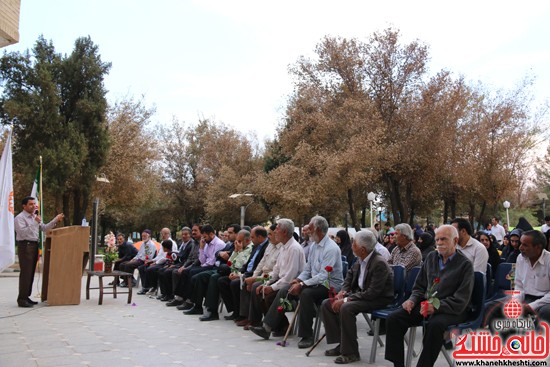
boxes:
[367,192,376,228]
[229,193,254,228]
[503,200,510,229]
[90,174,110,271]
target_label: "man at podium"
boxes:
[14,196,64,308]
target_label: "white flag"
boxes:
[0,129,15,272]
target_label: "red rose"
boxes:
[263,273,269,278]
[325,266,333,273]
[434,277,440,284]
[227,260,232,267]
[277,306,284,313]
[420,300,429,318]
[145,255,149,260]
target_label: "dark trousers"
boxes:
[158,266,178,297]
[174,266,213,300]
[262,285,293,332]
[249,281,279,324]
[321,296,388,356]
[240,282,254,318]
[385,305,467,367]
[218,276,240,314]
[17,242,39,302]
[139,263,163,288]
[297,285,328,338]
[204,273,226,313]
[190,269,217,309]
[119,259,144,282]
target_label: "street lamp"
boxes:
[367,192,376,228]
[229,193,254,228]
[503,200,511,229]
[90,174,110,271]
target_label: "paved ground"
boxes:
[0,270,454,367]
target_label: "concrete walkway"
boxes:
[0,271,452,367]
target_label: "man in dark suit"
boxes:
[111,233,138,285]
[321,230,394,364]
[385,224,474,367]
[217,226,269,321]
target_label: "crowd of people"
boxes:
[101,213,550,367]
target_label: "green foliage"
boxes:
[0,35,111,224]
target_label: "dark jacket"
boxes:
[240,239,269,277]
[410,250,474,316]
[117,242,138,262]
[344,251,394,304]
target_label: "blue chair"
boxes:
[485,263,493,298]
[369,266,420,363]
[486,262,513,302]
[406,271,486,367]
[363,265,406,360]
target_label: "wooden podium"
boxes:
[41,226,90,305]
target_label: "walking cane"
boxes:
[278,302,301,347]
[305,333,326,356]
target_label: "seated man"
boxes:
[217,226,269,321]
[249,218,305,340]
[110,233,137,286]
[385,224,474,367]
[119,229,157,287]
[236,224,282,329]
[281,215,344,349]
[137,227,177,295]
[198,229,253,321]
[484,230,550,328]
[321,230,394,364]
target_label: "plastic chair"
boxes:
[485,263,493,298]
[485,262,512,302]
[362,265,406,357]
[369,266,419,363]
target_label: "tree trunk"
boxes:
[477,201,487,231]
[360,207,366,228]
[385,174,406,224]
[62,191,71,226]
[450,195,457,220]
[347,189,360,231]
[443,199,449,224]
[73,188,82,226]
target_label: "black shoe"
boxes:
[325,344,341,356]
[120,282,128,288]
[166,299,184,307]
[177,301,194,311]
[159,295,170,302]
[17,300,33,308]
[199,311,219,321]
[250,326,271,340]
[224,313,235,321]
[298,337,314,349]
[27,298,38,305]
[137,288,150,295]
[183,306,203,315]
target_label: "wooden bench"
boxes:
[85,270,133,305]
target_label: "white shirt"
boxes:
[541,224,550,234]
[375,242,391,261]
[514,250,550,311]
[456,236,488,273]
[491,224,506,244]
[269,237,305,291]
[154,238,178,264]
[252,242,282,278]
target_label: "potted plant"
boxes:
[103,232,118,272]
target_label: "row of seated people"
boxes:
[115,221,550,367]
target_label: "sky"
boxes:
[5,0,550,142]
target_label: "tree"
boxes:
[0,35,110,224]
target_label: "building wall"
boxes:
[0,0,21,48]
